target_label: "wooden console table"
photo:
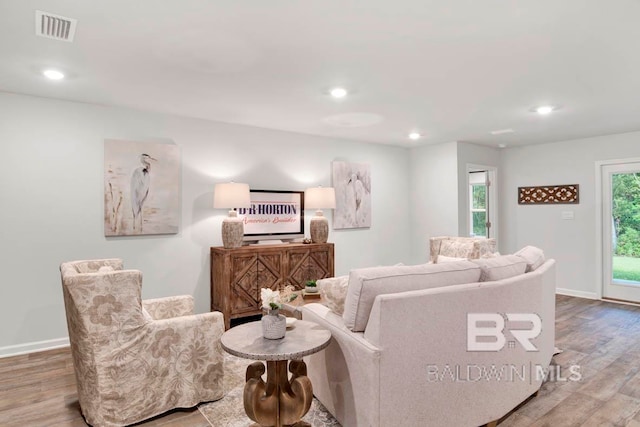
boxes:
[210,243,334,329]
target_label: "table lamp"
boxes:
[304,186,336,243]
[214,182,251,248]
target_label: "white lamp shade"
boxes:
[305,187,336,209]
[213,182,251,209]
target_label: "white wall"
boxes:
[0,92,411,353]
[408,142,459,264]
[500,131,640,298]
[456,142,501,238]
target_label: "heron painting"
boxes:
[104,140,180,236]
[332,161,371,229]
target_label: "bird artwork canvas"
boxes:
[332,161,371,229]
[104,139,180,236]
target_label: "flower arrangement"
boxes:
[261,285,298,311]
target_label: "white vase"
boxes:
[262,309,286,339]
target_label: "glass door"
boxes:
[602,162,640,302]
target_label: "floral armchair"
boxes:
[429,235,497,263]
[60,259,225,427]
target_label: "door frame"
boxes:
[595,157,640,300]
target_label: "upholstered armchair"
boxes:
[429,235,497,263]
[60,259,225,427]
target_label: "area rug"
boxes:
[198,354,341,427]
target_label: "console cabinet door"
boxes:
[287,245,334,287]
[229,253,259,316]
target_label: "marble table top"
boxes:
[221,320,331,361]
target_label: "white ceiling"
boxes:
[2,0,640,147]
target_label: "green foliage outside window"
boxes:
[472,185,486,209]
[471,185,487,237]
[472,211,486,237]
[612,173,640,257]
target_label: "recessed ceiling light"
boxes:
[43,69,64,80]
[535,105,555,115]
[490,129,514,135]
[329,87,348,98]
[408,132,421,140]
[498,144,507,148]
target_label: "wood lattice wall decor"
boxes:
[518,184,579,205]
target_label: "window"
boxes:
[469,171,488,237]
[470,184,487,237]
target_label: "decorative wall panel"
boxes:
[518,184,579,205]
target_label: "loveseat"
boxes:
[301,247,555,427]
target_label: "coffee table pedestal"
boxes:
[221,320,331,427]
[245,359,312,427]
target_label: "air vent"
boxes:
[35,10,77,42]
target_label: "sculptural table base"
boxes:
[244,359,313,427]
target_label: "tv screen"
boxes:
[237,190,304,242]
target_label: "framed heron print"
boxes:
[104,139,180,236]
[332,161,371,229]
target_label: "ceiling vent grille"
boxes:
[35,10,77,42]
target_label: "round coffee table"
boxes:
[221,319,331,427]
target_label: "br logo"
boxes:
[467,313,542,352]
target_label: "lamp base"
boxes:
[222,211,244,249]
[310,211,329,244]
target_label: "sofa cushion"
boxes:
[318,275,349,316]
[343,261,481,332]
[471,255,527,282]
[515,246,546,272]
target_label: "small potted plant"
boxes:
[305,279,318,294]
[260,286,298,339]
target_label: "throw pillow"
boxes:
[471,255,527,282]
[318,275,349,316]
[514,246,546,272]
[436,255,467,263]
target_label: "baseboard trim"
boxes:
[556,288,599,300]
[0,337,70,358]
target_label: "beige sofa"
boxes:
[302,249,555,427]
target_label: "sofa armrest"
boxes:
[143,295,195,320]
[301,303,381,427]
[302,303,381,353]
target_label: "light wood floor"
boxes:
[2,295,640,426]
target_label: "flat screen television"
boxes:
[237,190,305,243]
